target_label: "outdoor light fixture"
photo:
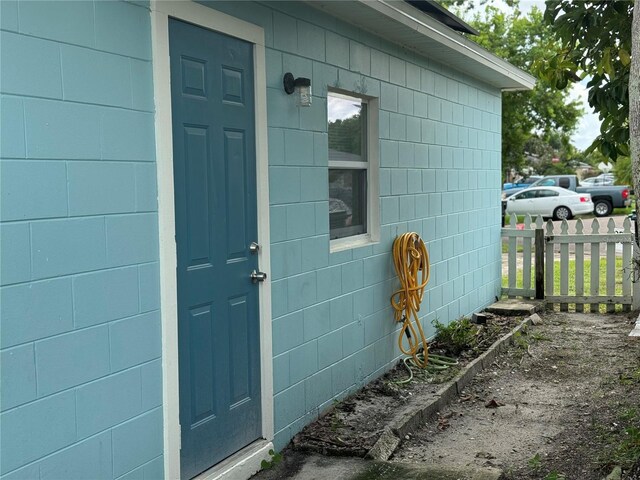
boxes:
[283,72,312,107]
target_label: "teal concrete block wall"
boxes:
[0,1,163,479]
[201,1,503,451]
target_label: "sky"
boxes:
[467,0,601,151]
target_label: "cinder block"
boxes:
[0,279,73,348]
[19,1,94,47]
[286,203,316,239]
[131,59,154,111]
[143,456,164,480]
[284,129,314,166]
[304,367,332,412]
[270,240,302,280]
[273,353,290,394]
[111,409,163,477]
[326,31,349,69]
[1,160,68,221]
[1,223,31,286]
[341,260,363,294]
[349,41,370,75]
[138,263,160,313]
[61,45,131,107]
[1,344,36,411]
[287,271,317,311]
[272,310,304,356]
[389,58,406,86]
[406,63,421,90]
[381,196,399,224]
[398,88,414,115]
[371,50,390,82]
[95,1,151,60]
[135,163,157,212]
[318,329,342,369]
[109,311,161,372]
[76,368,142,438]
[105,214,158,267]
[68,162,136,216]
[0,32,62,98]
[298,20,324,62]
[342,320,365,357]
[300,235,329,272]
[39,432,113,480]
[101,110,154,161]
[24,98,101,159]
[380,83,398,112]
[0,1,18,31]
[141,359,162,411]
[73,266,139,328]
[0,391,76,474]
[316,265,342,302]
[32,218,106,279]
[289,340,318,384]
[0,96,25,158]
[36,325,110,396]
[332,355,356,394]
[273,11,298,55]
[269,166,301,204]
[274,382,305,431]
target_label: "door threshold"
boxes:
[193,439,273,480]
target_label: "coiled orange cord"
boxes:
[390,233,431,368]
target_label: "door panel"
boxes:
[169,18,261,479]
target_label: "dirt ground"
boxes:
[292,316,521,457]
[392,312,640,480]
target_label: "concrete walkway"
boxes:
[251,452,501,480]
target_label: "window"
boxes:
[536,189,559,198]
[514,190,537,200]
[328,91,379,250]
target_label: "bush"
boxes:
[432,317,478,355]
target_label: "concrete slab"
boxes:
[253,454,502,480]
[484,299,545,316]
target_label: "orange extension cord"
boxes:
[390,232,431,369]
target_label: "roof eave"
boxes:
[306,0,536,91]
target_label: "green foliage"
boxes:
[613,156,632,185]
[432,317,478,355]
[328,114,362,156]
[443,2,582,178]
[260,449,283,470]
[537,1,634,161]
[528,453,542,470]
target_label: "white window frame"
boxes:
[328,89,380,253]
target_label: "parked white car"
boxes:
[505,186,594,221]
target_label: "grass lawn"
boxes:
[502,257,630,312]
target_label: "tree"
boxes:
[443,3,583,178]
[537,1,633,161]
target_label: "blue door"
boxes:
[169,18,262,479]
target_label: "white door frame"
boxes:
[150,2,273,478]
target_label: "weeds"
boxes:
[528,453,542,471]
[260,449,282,470]
[432,317,478,355]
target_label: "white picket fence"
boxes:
[502,213,638,312]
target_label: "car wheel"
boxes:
[593,199,612,217]
[553,206,572,221]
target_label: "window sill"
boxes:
[330,233,378,253]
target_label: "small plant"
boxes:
[260,449,282,470]
[544,472,566,480]
[528,453,542,471]
[432,317,478,355]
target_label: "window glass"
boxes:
[328,92,368,240]
[536,189,559,198]
[538,179,555,186]
[515,190,537,200]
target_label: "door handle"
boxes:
[250,270,267,283]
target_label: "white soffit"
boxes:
[307,0,536,91]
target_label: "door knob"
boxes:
[250,270,267,283]
[249,242,260,254]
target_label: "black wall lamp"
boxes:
[283,72,312,107]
